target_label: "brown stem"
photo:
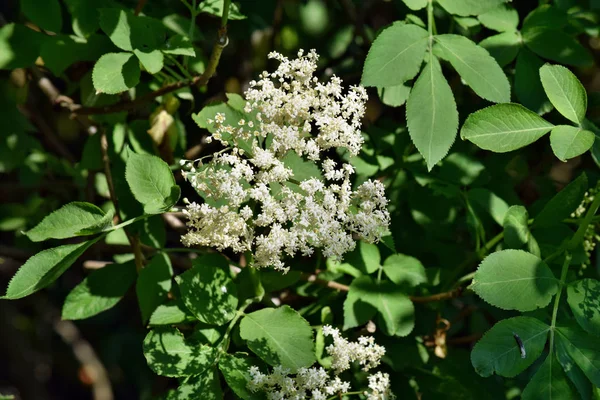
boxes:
[410,287,464,303]
[302,273,464,303]
[302,273,350,292]
[100,129,145,271]
[134,0,148,15]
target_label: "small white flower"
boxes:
[181,50,389,272]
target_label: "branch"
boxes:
[63,21,230,116]
[100,129,145,271]
[134,0,148,15]
[301,273,465,303]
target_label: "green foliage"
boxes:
[62,260,137,320]
[471,250,558,311]
[143,326,216,377]
[136,253,173,323]
[533,173,588,228]
[521,354,578,400]
[92,52,141,94]
[25,202,113,242]
[539,64,588,125]
[3,0,600,397]
[406,54,458,170]
[433,34,510,103]
[471,316,550,377]
[3,239,100,299]
[239,306,316,372]
[125,150,180,214]
[567,279,600,336]
[20,0,62,33]
[362,23,429,88]
[176,257,238,325]
[344,276,415,336]
[461,104,555,153]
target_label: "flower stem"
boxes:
[549,252,571,352]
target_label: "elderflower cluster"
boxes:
[322,325,386,374]
[570,184,600,273]
[247,325,394,400]
[247,365,350,400]
[181,49,390,272]
[571,187,598,219]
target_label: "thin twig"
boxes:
[100,129,145,271]
[134,0,148,15]
[302,273,465,303]
[61,21,230,116]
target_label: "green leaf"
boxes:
[136,253,173,323]
[361,22,429,87]
[3,239,100,299]
[149,300,195,326]
[471,250,558,311]
[377,84,411,107]
[198,0,247,20]
[467,188,509,226]
[433,34,510,103]
[282,151,323,182]
[239,305,316,372]
[406,54,458,170]
[133,49,164,75]
[477,4,519,32]
[359,241,381,274]
[436,0,505,16]
[40,34,114,76]
[461,104,554,153]
[555,332,594,400]
[503,205,529,249]
[219,353,263,400]
[99,8,166,52]
[125,151,180,214]
[522,5,568,32]
[471,316,550,377]
[163,35,196,56]
[556,325,600,386]
[524,28,593,67]
[539,64,588,125]
[63,0,103,38]
[550,126,595,162]
[175,261,238,326]
[382,254,427,287]
[515,48,553,115]
[62,260,136,320]
[174,367,223,399]
[343,276,415,336]
[533,172,587,228]
[25,202,111,242]
[143,326,216,377]
[401,0,427,10]
[567,279,600,337]
[479,31,521,67]
[21,0,62,32]
[521,353,579,400]
[0,24,45,70]
[92,52,141,95]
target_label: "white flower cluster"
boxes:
[322,325,386,374]
[247,365,350,400]
[246,325,394,400]
[366,372,395,400]
[181,49,390,272]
